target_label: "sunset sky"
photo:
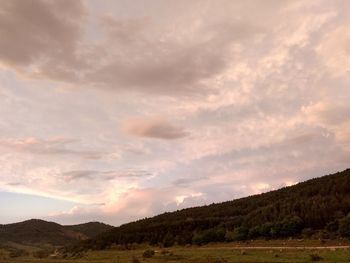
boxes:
[0,0,349,225]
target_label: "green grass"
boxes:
[1,245,349,263]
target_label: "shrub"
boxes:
[232,226,249,241]
[33,249,53,258]
[338,215,350,238]
[309,254,323,261]
[8,248,28,258]
[302,228,314,238]
[142,249,155,258]
[206,256,228,263]
[163,232,175,247]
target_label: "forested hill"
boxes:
[0,219,113,246]
[64,222,114,240]
[73,169,350,250]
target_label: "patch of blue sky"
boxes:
[0,191,77,224]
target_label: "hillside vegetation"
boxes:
[72,169,350,250]
[0,219,113,246]
[65,222,114,240]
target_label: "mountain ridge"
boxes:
[2,169,350,252]
[0,219,113,246]
[69,169,350,250]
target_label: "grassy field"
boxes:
[0,243,349,263]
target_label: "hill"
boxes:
[71,169,350,250]
[0,219,113,246]
[65,222,114,239]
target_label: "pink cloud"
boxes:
[124,118,189,140]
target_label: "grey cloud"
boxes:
[116,169,153,178]
[282,132,324,146]
[99,15,146,44]
[62,170,97,181]
[0,0,261,96]
[2,0,350,226]
[88,37,226,95]
[0,0,85,80]
[122,144,150,155]
[169,125,349,193]
[86,20,259,95]
[313,103,350,126]
[62,169,152,182]
[0,138,104,159]
[172,176,209,187]
[125,118,189,140]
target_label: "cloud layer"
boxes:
[124,118,189,140]
[0,0,349,225]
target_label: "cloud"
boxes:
[46,205,107,225]
[0,0,260,96]
[316,25,350,76]
[302,100,350,151]
[124,118,189,140]
[303,101,350,126]
[0,0,85,81]
[1,0,350,226]
[0,137,104,159]
[48,181,277,225]
[48,186,208,225]
[61,169,152,182]
[86,18,259,95]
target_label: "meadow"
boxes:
[1,242,349,263]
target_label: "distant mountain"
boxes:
[0,219,113,246]
[65,222,114,239]
[71,169,350,250]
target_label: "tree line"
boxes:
[65,169,350,251]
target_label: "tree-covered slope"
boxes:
[64,222,113,239]
[78,169,350,249]
[0,219,68,245]
[0,219,113,246]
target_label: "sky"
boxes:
[0,0,349,226]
